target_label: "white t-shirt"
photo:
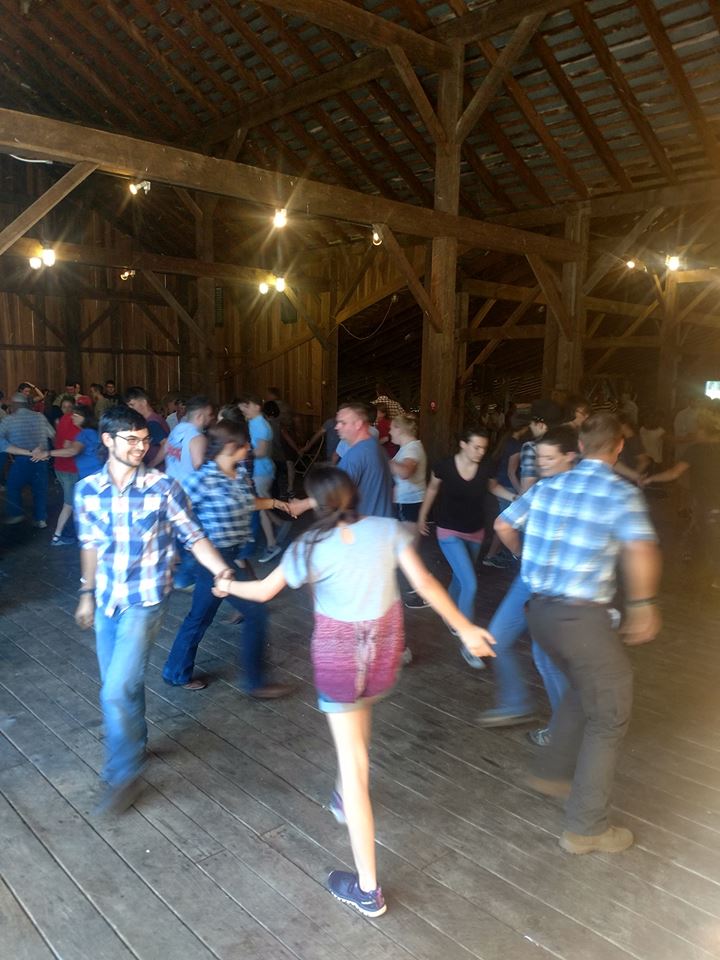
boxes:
[282,517,413,621]
[391,440,427,503]
[640,426,665,464]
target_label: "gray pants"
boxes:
[526,598,633,835]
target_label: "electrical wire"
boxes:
[340,295,396,341]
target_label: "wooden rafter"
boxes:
[477,36,588,198]
[283,286,329,349]
[465,285,541,367]
[588,299,660,372]
[635,0,720,173]
[136,302,181,352]
[253,0,453,71]
[372,225,442,333]
[141,270,213,352]
[0,163,97,258]
[582,206,664,295]
[331,246,378,321]
[17,294,65,344]
[438,0,574,42]
[0,108,580,261]
[573,3,677,185]
[482,112,552,205]
[464,324,546,341]
[79,303,118,344]
[455,13,545,144]
[531,35,632,193]
[388,46,447,146]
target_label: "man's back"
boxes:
[339,438,393,518]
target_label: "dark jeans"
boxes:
[526,598,633,836]
[162,548,268,691]
[6,456,48,521]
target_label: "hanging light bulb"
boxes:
[372,229,382,246]
[273,208,287,228]
[274,276,286,292]
[625,259,636,270]
[41,247,55,266]
[120,269,136,281]
[28,256,42,270]
[665,254,680,271]
[258,281,269,295]
[129,179,151,195]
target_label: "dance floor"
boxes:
[1,504,719,960]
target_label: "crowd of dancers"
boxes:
[2,377,720,919]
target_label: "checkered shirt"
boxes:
[75,464,205,616]
[500,458,657,603]
[519,440,537,482]
[181,460,254,549]
[0,408,54,452]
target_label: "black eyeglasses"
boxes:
[114,433,151,447]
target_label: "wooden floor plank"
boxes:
[0,876,56,960]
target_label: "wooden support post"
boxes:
[455,292,470,432]
[320,290,338,420]
[656,272,678,413]
[538,207,589,394]
[62,297,82,384]
[420,42,463,462]
[195,194,216,392]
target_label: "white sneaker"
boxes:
[258,544,282,563]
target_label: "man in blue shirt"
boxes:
[496,412,661,856]
[75,405,235,813]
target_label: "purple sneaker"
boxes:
[327,870,386,917]
[327,789,346,824]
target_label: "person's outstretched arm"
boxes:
[214,565,288,603]
[398,544,495,659]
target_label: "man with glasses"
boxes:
[74,405,235,813]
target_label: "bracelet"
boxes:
[626,597,657,607]
[78,587,95,596]
[214,567,235,581]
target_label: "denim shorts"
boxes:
[56,470,78,505]
[317,688,394,714]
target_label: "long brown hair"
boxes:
[292,465,360,580]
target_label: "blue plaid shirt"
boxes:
[500,458,656,603]
[181,461,254,549]
[0,407,54,452]
[75,464,205,615]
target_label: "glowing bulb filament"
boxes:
[626,259,635,270]
[259,281,269,295]
[274,276,286,292]
[665,254,680,271]
[273,208,287,228]
[28,256,42,270]
[372,230,382,246]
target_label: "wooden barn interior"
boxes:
[2,3,720,960]
[2,0,720,454]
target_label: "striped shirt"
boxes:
[519,440,538,482]
[500,458,656,603]
[182,461,254,549]
[75,464,205,616]
[0,408,54,452]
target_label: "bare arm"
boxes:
[5,443,39,457]
[75,547,98,629]
[48,440,84,458]
[398,545,495,658]
[489,478,518,502]
[613,461,642,485]
[494,516,522,556]
[620,540,662,645]
[189,433,207,469]
[215,565,288,603]
[641,460,688,485]
[507,452,521,494]
[253,438,270,459]
[190,536,235,578]
[148,438,167,469]
[520,476,538,493]
[389,457,418,479]
[417,473,441,535]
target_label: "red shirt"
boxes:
[376,417,398,458]
[54,413,80,473]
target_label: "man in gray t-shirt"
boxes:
[291,403,393,519]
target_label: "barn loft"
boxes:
[1,0,720,451]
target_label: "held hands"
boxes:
[31,446,49,461]
[212,575,234,598]
[459,625,496,658]
[620,604,661,645]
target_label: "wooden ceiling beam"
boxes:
[527,254,572,339]
[4,236,324,291]
[0,163,97,257]
[438,0,573,43]
[481,111,552,205]
[573,3,677,185]
[465,285,541,366]
[455,13,545,144]
[389,46,447,146]
[531,34,632,193]
[588,299,660,372]
[582,206,664,295]
[253,0,453,71]
[493,179,720,229]
[464,324,546,341]
[635,0,720,173]
[0,108,579,261]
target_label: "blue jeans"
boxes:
[95,599,168,788]
[162,548,267,691]
[488,575,568,714]
[173,543,197,589]
[437,535,481,620]
[487,575,535,713]
[6,456,48,521]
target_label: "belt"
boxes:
[530,594,607,608]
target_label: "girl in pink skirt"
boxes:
[215,465,495,918]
